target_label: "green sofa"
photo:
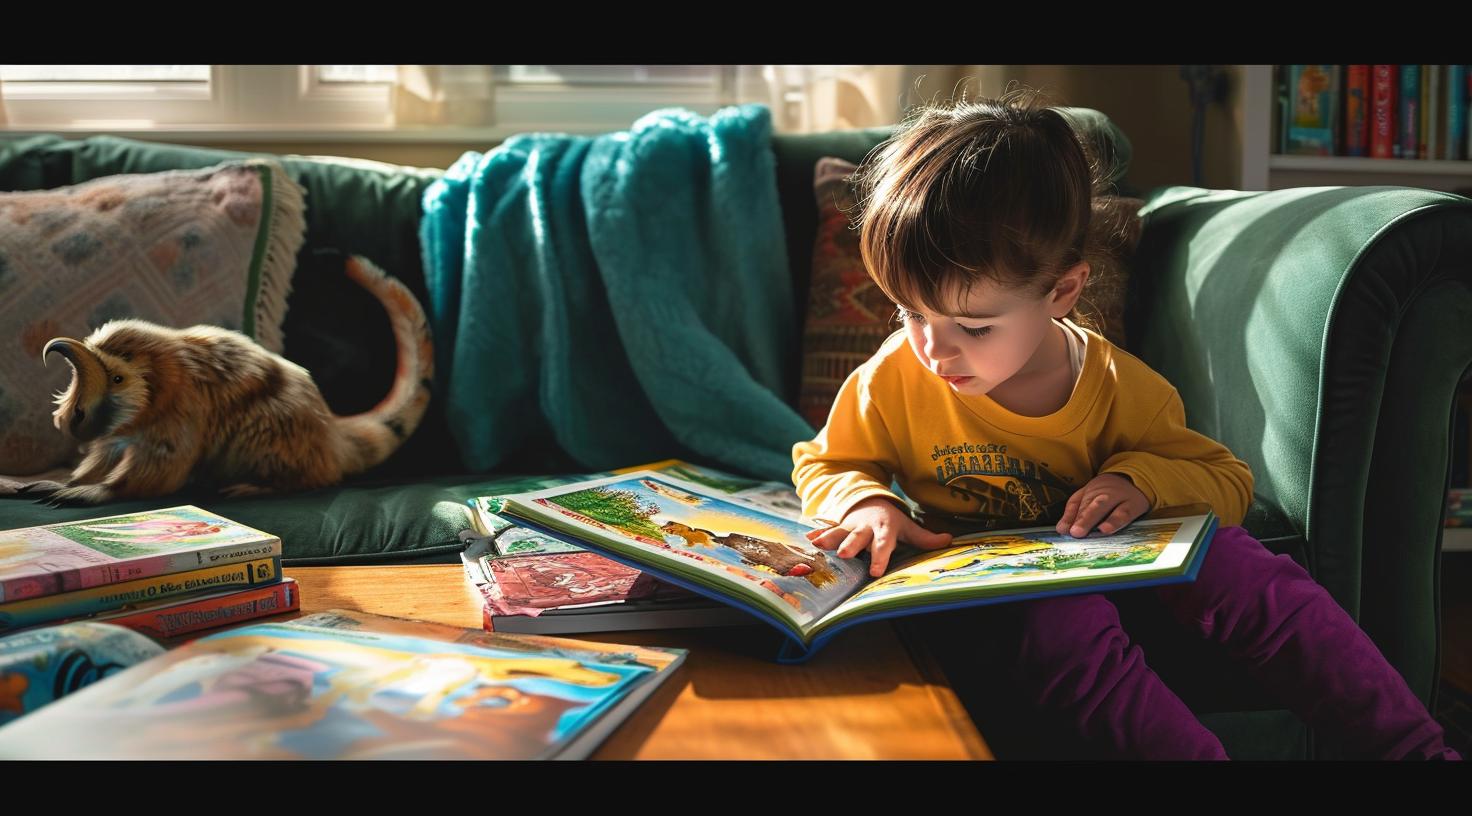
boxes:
[2,110,1467,760]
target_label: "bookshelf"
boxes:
[1238,65,1472,194]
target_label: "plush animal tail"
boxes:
[334,256,434,476]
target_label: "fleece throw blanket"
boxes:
[420,104,816,482]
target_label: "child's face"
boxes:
[899,276,1064,397]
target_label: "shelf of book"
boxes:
[1240,65,1472,193]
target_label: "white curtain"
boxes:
[383,65,983,132]
[733,65,984,132]
[391,65,495,127]
[0,78,8,126]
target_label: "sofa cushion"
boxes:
[0,135,459,479]
[0,472,577,565]
[0,159,304,475]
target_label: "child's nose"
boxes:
[924,326,960,360]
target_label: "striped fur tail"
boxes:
[334,256,434,475]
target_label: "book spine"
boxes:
[95,579,300,640]
[1399,64,1421,158]
[1372,65,1397,159]
[0,557,281,634]
[1345,65,1371,156]
[0,537,282,604]
[1448,65,1467,161]
[1425,64,1438,159]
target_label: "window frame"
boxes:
[0,65,740,143]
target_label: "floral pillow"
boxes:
[798,156,1144,430]
[0,160,305,474]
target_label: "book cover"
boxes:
[1344,65,1371,157]
[0,557,281,634]
[1371,65,1398,158]
[89,578,300,641]
[0,505,282,604]
[494,471,1219,663]
[1288,65,1339,155]
[0,621,164,726]
[0,609,686,760]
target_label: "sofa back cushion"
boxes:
[0,160,303,474]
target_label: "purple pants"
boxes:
[1011,526,1461,760]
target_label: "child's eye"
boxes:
[898,308,926,325]
[961,325,993,338]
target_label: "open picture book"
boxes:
[491,470,1220,663]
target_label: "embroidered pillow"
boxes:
[0,160,305,474]
[798,157,899,431]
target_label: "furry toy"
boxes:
[34,256,432,506]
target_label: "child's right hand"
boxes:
[804,496,954,578]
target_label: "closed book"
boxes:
[0,556,281,634]
[1344,65,1371,156]
[1288,65,1339,155]
[1447,65,1466,161]
[1372,65,1398,158]
[87,578,300,641]
[1399,64,1421,158]
[0,609,686,759]
[0,621,163,726]
[0,505,280,604]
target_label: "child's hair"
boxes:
[849,86,1123,332]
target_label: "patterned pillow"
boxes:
[798,157,1144,430]
[0,160,305,474]
[798,157,900,430]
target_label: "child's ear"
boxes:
[1048,261,1091,316]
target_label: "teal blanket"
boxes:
[420,104,816,482]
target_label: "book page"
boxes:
[500,472,871,632]
[818,515,1207,627]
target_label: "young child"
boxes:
[790,89,1461,761]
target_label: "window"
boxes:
[0,65,736,141]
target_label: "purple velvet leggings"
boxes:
[1011,526,1461,760]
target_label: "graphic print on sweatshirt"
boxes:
[922,441,1078,532]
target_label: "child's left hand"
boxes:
[1055,473,1151,538]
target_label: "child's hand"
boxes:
[1056,473,1151,538]
[804,496,954,578]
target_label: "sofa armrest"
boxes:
[1128,184,1472,704]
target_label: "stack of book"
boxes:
[462,459,801,635]
[0,505,299,640]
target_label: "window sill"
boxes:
[0,123,628,145]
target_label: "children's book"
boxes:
[0,505,282,604]
[0,609,687,760]
[0,556,281,634]
[492,470,1220,663]
[0,621,164,726]
[86,577,300,641]
[463,535,757,635]
[462,459,803,634]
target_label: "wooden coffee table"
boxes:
[268,565,992,760]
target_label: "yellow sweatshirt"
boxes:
[791,321,1253,533]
